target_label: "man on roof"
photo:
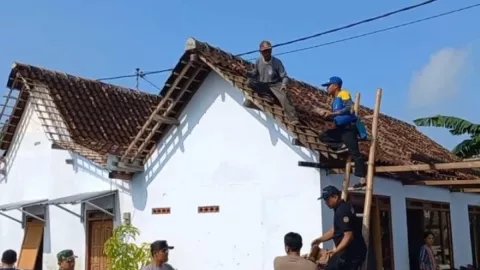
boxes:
[233,40,299,125]
[314,76,367,189]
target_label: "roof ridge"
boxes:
[9,62,159,98]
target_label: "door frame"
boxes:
[348,193,395,270]
[85,210,114,270]
[405,198,454,269]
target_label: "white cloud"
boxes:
[408,47,469,107]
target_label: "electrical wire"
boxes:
[97,0,440,82]
[270,3,480,58]
[238,0,439,56]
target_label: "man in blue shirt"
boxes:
[314,76,366,189]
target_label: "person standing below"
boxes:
[0,250,17,270]
[274,232,316,270]
[419,231,438,270]
[234,40,299,125]
[313,76,367,189]
[142,240,175,270]
[311,186,366,270]
[57,249,77,270]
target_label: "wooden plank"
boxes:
[372,204,383,270]
[152,115,180,126]
[17,221,44,270]
[407,179,480,186]
[120,59,194,162]
[129,58,204,162]
[310,160,480,174]
[375,160,480,173]
[362,88,382,269]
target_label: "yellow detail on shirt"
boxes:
[337,89,351,100]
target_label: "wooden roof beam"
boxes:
[302,160,480,174]
[405,179,480,186]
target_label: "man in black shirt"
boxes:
[311,186,367,270]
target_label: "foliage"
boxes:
[104,224,151,270]
[413,115,480,158]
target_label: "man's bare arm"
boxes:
[312,227,334,245]
[333,231,353,253]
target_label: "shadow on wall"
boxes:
[130,75,318,211]
[70,154,130,193]
[0,101,35,184]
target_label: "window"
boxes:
[17,219,44,270]
[406,199,453,269]
[469,205,480,267]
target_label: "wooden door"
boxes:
[17,220,44,270]
[87,218,113,270]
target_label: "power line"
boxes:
[97,0,439,82]
[271,3,480,58]
[238,0,439,56]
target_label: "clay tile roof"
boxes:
[171,37,479,180]
[2,62,161,171]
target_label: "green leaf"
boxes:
[104,224,151,270]
[452,135,480,158]
[413,115,480,136]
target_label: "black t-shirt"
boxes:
[333,200,367,257]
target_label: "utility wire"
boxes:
[269,3,480,59]
[238,0,439,56]
[97,0,439,82]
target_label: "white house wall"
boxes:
[126,73,322,270]
[321,172,480,269]
[0,101,127,270]
[0,72,322,270]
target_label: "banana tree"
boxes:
[413,115,480,158]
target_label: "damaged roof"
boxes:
[2,62,162,177]
[2,38,478,182]
[162,37,478,181]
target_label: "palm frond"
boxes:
[452,135,480,158]
[413,115,480,136]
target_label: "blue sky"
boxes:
[0,0,478,151]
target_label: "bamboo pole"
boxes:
[362,88,382,268]
[341,93,361,200]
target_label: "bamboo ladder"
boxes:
[340,89,383,270]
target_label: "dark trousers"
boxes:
[325,252,365,270]
[246,78,298,122]
[319,123,366,178]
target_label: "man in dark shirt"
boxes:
[234,40,299,125]
[311,186,367,270]
[1,249,17,270]
[142,240,175,270]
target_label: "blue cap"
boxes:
[321,76,343,87]
[318,185,341,200]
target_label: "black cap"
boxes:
[151,240,174,252]
[318,185,341,200]
[1,249,17,264]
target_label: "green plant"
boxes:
[104,224,151,270]
[414,115,480,158]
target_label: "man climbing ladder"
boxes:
[313,76,368,189]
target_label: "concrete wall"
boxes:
[0,101,128,270]
[321,172,480,269]
[0,73,322,270]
